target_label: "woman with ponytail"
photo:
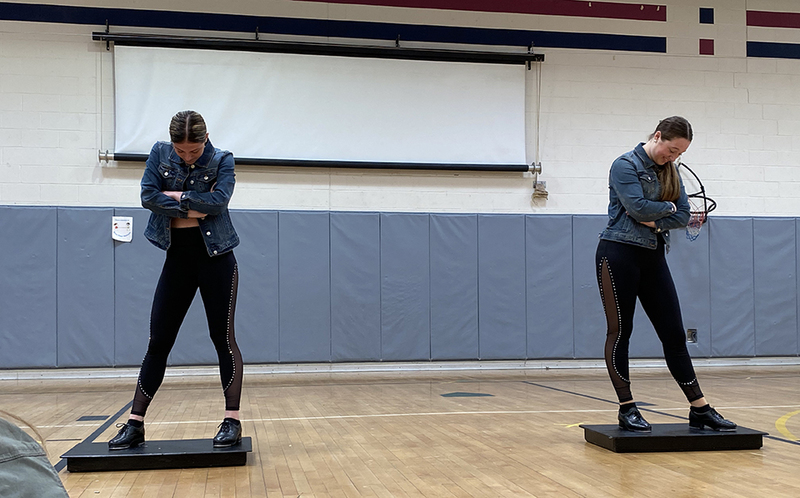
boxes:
[595,116,735,433]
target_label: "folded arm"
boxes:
[178,151,235,216]
[610,158,676,223]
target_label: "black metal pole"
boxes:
[102,152,530,172]
[92,32,544,65]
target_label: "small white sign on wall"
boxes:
[112,216,133,242]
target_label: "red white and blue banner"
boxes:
[296,0,667,21]
[292,0,669,52]
[0,1,668,53]
[748,5,800,58]
[4,1,800,59]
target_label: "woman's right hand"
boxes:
[162,191,205,218]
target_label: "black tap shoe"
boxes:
[689,407,736,431]
[108,422,145,450]
[213,419,242,448]
[618,405,652,432]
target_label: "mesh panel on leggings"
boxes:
[598,257,633,403]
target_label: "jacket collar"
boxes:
[634,142,660,171]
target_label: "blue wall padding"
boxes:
[754,218,797,355]
[56,208,115,367]
[0,207,57,368]
[478,215,526,359]
[380,213,430,360]
[571,216,608,358]
[526,215,574,358]
[430,214,479,360]
[668,225,712,357]
[278,211,332,362]
[797,219,800,355]
[112,208,162,366]
[233,210,280,363]
[710,218,756,356]
[3,207,800,369]
[330,212,382,361]
[172,210,283,366]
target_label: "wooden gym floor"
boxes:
[2,363,800,497]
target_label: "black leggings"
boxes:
[131,227,243,417]
[595,238,703,404]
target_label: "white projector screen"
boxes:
[114,45,527,165]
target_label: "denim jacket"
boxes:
[141,140,239,256]
[599,143,690,251]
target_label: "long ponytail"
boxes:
[658,162,681,202]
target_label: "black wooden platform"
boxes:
[580,424,766,453]
[62,437,252,472]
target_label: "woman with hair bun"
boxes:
[109,110,243,449]
[596,116,736,433]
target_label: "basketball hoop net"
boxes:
[677,161,716,242]
[686,203,706,242]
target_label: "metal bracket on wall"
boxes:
[531,162,548,200]
[527,42,535,70]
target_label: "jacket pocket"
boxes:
[191,170,218,193]
[157,162,180,189]
[637,171,658,199]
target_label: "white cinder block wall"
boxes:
[2,0,800,215]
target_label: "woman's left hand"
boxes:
[162,191,182,202]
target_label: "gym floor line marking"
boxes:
[30,404,800,429]
[32,409,626,429]
[52,401,132,473]
[519,382,800,447]
[523,381,616,405]
[775,409,800,441]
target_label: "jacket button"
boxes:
[213,250,218,255]
[190,165,195,169]
[204,176,209,180]
[163,171,169,177]
[190,180,194,184]
[206,231,211,236]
